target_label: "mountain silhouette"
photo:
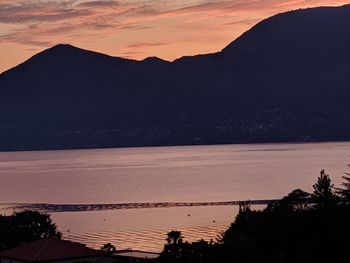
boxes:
[1,4,350,150]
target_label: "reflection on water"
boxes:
[51,206,238,252]
[0,142,349,251]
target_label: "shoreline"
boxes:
[0,139,349,154]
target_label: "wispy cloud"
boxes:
[0,1,87,24]
[0,0,349,71]
[0,28,53,46]
[1,0,348,40]
[77,0,120,8]
[127,42,168,49]
[222,18,262,27]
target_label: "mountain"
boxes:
[1,4,350,150]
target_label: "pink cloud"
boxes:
[127,42,168,49]
[77,1,120,8]
[0,0,349,72]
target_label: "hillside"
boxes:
[1,4,350,150]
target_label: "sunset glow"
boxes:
[0,0,349,72]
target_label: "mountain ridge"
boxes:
[1,4,350,151]
[3,3,350,73]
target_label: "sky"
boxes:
[0,0,349,73]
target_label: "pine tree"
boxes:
[312,169,338,209]
[337,172,350,204]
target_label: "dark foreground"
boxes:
[1,170,350,263]
[159,170,350,263]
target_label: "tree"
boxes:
[0,210,62,250]
[280,189,311,211]
[100,243,116,254]
[166,230,183,245]
[238,201,251,214]
[312,169,338,209]
[337,172,350,204]
[162,231,185,262]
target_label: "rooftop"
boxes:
[0,238,104,262]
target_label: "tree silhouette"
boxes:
[160,170,350,263]
[238,201,251,214]
[337,172,350,204]
[312,169,338,208]
[162,231,185,263]
[0,210,61,250]
[281,188,311,211]
[166,230,183,245]
[100,243,116,254]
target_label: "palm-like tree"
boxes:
[166,230,183,245]
[100,243,116,254]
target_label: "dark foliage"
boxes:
[337,172,350,203]
[100,242,117,254]
[0,210,61,251]
[312,169,339,209]
[166,231,183,245]
[160,236,220,263]
[160,170,350,263]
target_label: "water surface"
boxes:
[0,142,349,251]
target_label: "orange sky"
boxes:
[0,0,349,73]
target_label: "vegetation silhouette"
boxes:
[312,169,339,209]
[2,169,350,263]
[337,172,350,203]
[0,210,61,251]
[166,231,183,245]
[100,242,117,254]
[160,170,350,263]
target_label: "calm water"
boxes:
[0,142,349,251]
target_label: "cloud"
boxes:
[1,0,349,24]
[0,0,349,71]
[118,24,153,30]
[0,0,257,27]
[0,0,347,29]
[0,31,53,46]
[119,50,144,55]
[0,0,129,46]
[0,1,93,24]
[127,42,168,49]
[222,18,262,27]
[77,0,120,8]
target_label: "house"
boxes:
[0,238,105,263]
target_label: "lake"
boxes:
[0,142,349,251]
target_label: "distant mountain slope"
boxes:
[1,4,350,150]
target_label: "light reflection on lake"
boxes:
[0,142,349,251]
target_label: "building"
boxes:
[0,238,104,263]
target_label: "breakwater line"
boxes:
[0,199,282,213]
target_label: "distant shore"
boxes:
[0,199,282,213]
[0,138,349,153]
